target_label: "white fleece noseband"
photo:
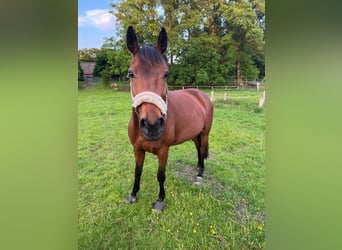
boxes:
[131,91,168,117]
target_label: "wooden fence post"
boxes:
[210,87,214,102]
[224,87,227,102]
[259,90,266,108]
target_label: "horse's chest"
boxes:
[140,140,161,155]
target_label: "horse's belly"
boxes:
[163,89,212,146]
[172,133,198,145]
[172,113,206,144]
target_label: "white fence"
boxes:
[168,83,265,102]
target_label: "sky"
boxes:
[78,0,118,49]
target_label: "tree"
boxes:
[252,53,265,79]
[78,48,100,62]
[93,50,109,77]
[103,38,131,81]
[109,0,265,85]
[222,0,264,85]
[107,48,131,81]
[111,0,162,44]
[174,34,223,85]
[92,37,131,82]
[160,0,181,65]
[101,67,111,85]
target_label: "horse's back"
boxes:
[170,88,212,108]
[172,88,213,116]
[166,89,213,144]
[183,88,213,118]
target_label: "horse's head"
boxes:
[126,26,169,141]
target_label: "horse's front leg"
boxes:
[127,148,145,204]
[153,147,169,211]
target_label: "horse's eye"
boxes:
[127,71,135,78]
[164,71,169,79]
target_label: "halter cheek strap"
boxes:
[130,82,168,118]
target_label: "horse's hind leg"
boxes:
[193,134,209,178]
[193,135,202,175]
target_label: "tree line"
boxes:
[78,0,265,86]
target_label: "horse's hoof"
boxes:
[126,194,137,204]
[194,175,203,185]
[196,175,203,181]
[152,201,165,211]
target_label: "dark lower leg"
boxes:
[194,135,202,169]
[197,145,208,177]
[131,163,142,196]
[153,148,168,211]
[197,134,209,177]
[128,149,145,203]
[157,168,165,201]
[152,167,166,211]
[197,155,204,177]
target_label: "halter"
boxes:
[130,82,168,119]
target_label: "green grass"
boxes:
[78,85,265,249]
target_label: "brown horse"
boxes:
[126,26,214,211]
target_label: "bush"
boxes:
[101,68,111,85]
[195,69,209,85]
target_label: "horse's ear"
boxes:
[126,26,139,54]
[156,27,167,54]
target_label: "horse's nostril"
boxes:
[140,118,147,128]
[158,117,165,127]
[140,117,165,133]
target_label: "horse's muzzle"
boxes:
[139,117,165,141]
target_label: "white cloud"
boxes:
[78,9,116,32]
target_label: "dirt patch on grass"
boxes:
[174,165,197,183]
[235,197,249,224]
[235,197,265,225]
[172,163,227,199]
[172,162,265,226]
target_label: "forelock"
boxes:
[137,45,168,69]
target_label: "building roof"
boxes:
[80,62,95,76]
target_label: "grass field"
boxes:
[78,84,265,249]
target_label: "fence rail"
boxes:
[168,80,264,91]
[168,83,265,102]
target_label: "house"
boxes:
[80,62,96,79]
